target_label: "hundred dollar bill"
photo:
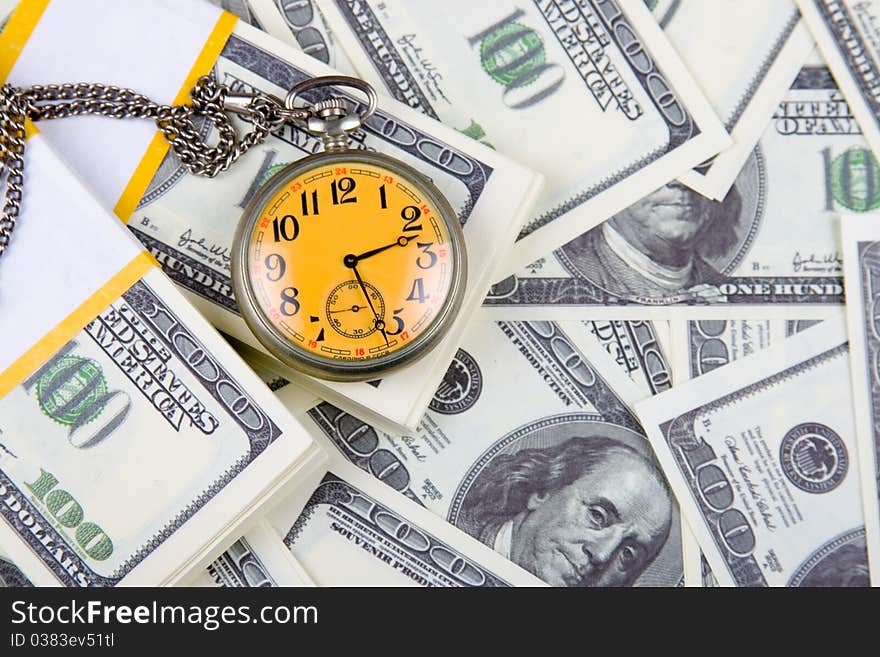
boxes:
[671,318,823,586]
[6,5,542,433]
[653,0,814,200]
[266,459,546,586]
[0,137,324,587]
[300,320,684,586]
[636,318,870,586]
[841,215,880,585]
[797,0,880,169]
[183,523,314,587]
[320,0,730,276]
[484,64,859,319]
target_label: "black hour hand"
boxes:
[344,236,413,267]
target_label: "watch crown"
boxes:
[312,98,347,119]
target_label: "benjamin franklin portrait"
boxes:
[558,179,750,301]
[453,429,676,587]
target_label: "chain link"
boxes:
[0,75,306,260]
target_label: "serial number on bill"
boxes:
[9,632,116,648]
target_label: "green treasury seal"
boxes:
[830,147,880,212]
[36,355,108,428]
[480,21,546,88]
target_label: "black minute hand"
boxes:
[350,264,389,346]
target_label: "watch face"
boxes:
[233,151,465,380]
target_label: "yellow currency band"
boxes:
[0,1,237,221]
[113,10,238,222]
[0,251,158,399]
[0,0,49,84]
[0,0,44,140]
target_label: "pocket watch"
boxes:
[230,76,467,381]
[0,75,466,383]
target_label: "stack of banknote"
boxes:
[4,0,880,588]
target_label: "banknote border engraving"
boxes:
[725,11,800,131]
[686,320,735,379]
[306,402,423,506]
[283,472,515,587]
[0,555,32,587]
[813,0,880,133]
[856,239,880,547]
[484,272,845,307]
[0,281,280,587]
[207,537,277,587]
[499,321,644,431]
[658,342,849,587]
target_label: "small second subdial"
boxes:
[326,280,386,339]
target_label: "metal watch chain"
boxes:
[0,73,377,260]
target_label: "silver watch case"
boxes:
[231,148,468,382]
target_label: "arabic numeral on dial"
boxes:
[416,242,437,269]
[265,253,286,281]
[301,189,319,216]
[379,183,388,209]
[331,177,357,204]
[386,308,405,335]
[279,287,301,316]
[406,278,428,303]
[401,205,423,232]
[272,214,299,242]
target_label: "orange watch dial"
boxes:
[244,159,457,366]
